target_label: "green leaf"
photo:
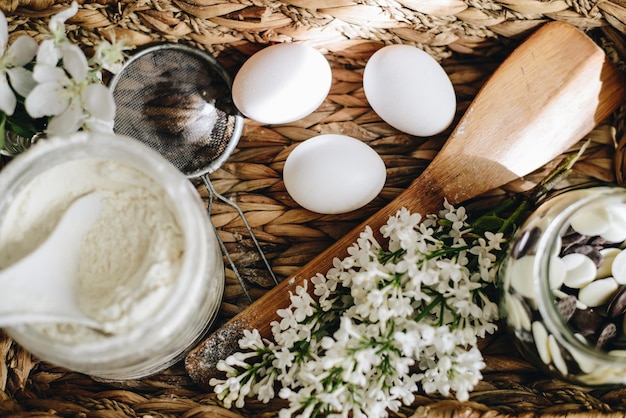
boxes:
[5,101,46,138]
[472,215,505,233]
[7,122,36,139]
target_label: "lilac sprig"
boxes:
[210,200,506,417]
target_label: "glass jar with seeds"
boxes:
[499,186,626,386]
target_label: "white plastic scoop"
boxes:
[0,193,104,329]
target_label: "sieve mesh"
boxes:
[109,43,275,302]
[110,45,241,178]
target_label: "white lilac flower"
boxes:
[0,11,38,115]
[485,230,505,250]
[255,374,277,403]
[273,346,295,371]
[211,202,505,417]
[310,272,338,311]
[238,328,265,351]
[290,280,315,322]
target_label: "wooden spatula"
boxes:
[185,21,626,385]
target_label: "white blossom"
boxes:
[211,201,506,417]
[48,1,78,42]
[290,280,315,322]
[26,41,115,135]
[0,11,38,115]
[238,328,265,351]
[1,1,129,147]
[93,37,130,74]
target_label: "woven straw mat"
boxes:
[3,0,626,417]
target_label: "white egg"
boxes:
[283,134,386,214]
[232,43,332,124]
[363,44,456,137]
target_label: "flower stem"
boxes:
[415,294,444,322]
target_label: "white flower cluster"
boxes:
[211,201,504,418]
[0,2,128,137]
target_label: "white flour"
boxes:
[0,158,184,340]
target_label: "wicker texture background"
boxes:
[2,0,626,416]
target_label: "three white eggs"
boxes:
[231,42,455,214]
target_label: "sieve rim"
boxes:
[108,42,244,179]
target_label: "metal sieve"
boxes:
[109,43,277,302]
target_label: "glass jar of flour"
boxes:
[499,186,626,386]
[0,132,224,380]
